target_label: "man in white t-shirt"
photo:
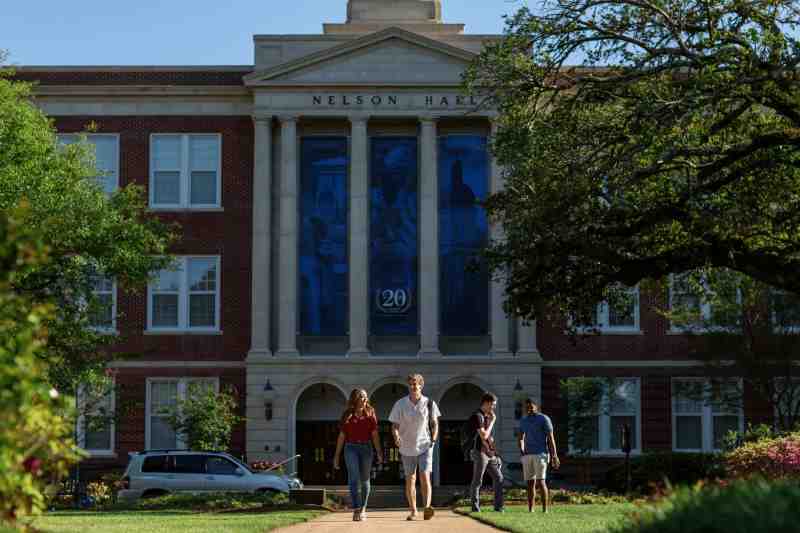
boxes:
[389,373,441,521]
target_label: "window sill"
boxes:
[144,329,223,336]
[85,451,117,459]
[148,207,224,213]
[568,450,643,458]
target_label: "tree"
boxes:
[463,0,800,324]
[166,384,244,452]
[560,377,607,483]
[664,269,800,432]
[0,206,83,525]
[0,62,175,403]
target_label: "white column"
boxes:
[248,113,273,361]
[347,114,370,357]
[516,318,542,360]
[489,119,512,357]
[276,115,300,357]
[418,115,442,357]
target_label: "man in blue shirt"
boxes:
[518,398,559,512]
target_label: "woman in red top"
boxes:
[333,389,383,522]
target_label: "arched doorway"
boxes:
[438,383,485,485]
[370,382,407,484]
[295,383,347,485]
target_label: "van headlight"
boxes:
[287,477,303,489]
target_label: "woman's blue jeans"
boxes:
[344,443,373,510]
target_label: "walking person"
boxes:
[388,373,441,521]
[333,389,383,522]
[468,392,504,513]
[518,398,559,513]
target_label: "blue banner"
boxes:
[370,137,419,336]
[299,137,348,336]
[439,136,489,336]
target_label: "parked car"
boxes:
[117,450,303,502]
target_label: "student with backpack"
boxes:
[465,392,504,513]
[388,373,441,521]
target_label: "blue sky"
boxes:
[2,1,528,66]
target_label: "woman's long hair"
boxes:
[340,388,376,426]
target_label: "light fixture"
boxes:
[513,379,526,420]
[263,378,276,421]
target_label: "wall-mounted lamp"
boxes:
[513,379,526,420]
[264,378,276,421]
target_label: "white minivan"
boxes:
[117,450,302,502]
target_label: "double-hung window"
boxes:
[57,133,119,194]
[147,256,220,332]
[579,286,640,333]
[77,382,115,456]
[771,290,800,333]
[568,378,641,454]
[150,134,221,208]
[672,378,743,452]
[88,269,116,332]
[146,378,217,449]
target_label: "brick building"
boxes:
[16,0,767,485]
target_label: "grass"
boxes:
[457,503,637,533]
[27,509,325,533]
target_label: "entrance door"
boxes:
[296,421,346,485]
[372,421,403,484]
[439,420,472,485]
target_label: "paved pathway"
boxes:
[276,509,499,533]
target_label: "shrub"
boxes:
[166,384,243,451]
[250,460,286,474]
[610,479,800,533]
[719,423,783,452]
[599,452,725,494]
[725,431,800,479]
[119,491,288,512]
[84,481,112,509]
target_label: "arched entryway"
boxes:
[438,382,486,485]
[370,382,407,484]
[295,383,347,485]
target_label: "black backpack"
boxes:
[459,410,482,460]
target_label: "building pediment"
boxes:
[245,27,475,87]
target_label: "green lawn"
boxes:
[28,509,325,533]
[457,504,636,533]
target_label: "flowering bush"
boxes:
[250,460,285,474]
[725,431,800,480]
[85,481,112,509]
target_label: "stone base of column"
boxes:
[346,348,371,358]
[274,349,300,358]
[417,348,442,357]
[489,349,514,358]
[516,349,543,361]
[246,349,273,363]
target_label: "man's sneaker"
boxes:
[360,511,367,521]
[406,512,418,521]
[423,507,435,520]
[471,505,480,513]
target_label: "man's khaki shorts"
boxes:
[521,453,549,481]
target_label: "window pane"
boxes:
[611,379,638,413]
[152,294,179,327]
[773,291,800,329]
[608,290,636,327]
[91,136,117,193]
[190,171,217,205]
[189,294,215,328]
[85,426,111,450]
[713,415,740,448]
[206,457,238,475]
[150,382,177,415]
[153,136,181,169]
[573,416,599,451]
[155,267,182,292]
[711,380,741,413]
[142,455,170,473]
[438,136,489,336]
[188,259,216,291]
[673,380,704,413]
[153,171,180,205]
[174,455,205,474]
[89,293,114,329]
[189,136,218,170]
[610,416,636,450]
[676,416,703,449]
[150,416,177,449]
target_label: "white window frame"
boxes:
[145,377,219,450]
[568,378,642,455]
[149,134,222,209]
[668,273,712,333]
[575,286,641,334]
[57,133,120,194]
[672,377,744,452]
[77,380,116,457]
[146,256,221,333]
[89,273,117,333]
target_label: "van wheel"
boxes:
[141,489,170,499]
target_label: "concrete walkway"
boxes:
[276,510,500,532]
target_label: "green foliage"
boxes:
[599,452,725,494]
[0,208,83,527]
[459,504,636,533]
[463,0,800,325]
[166,384,244,451]
[560,377,606,455]
[725,431,800,480]
[126,491,289,512]
[719,423,782,452]
[0,70,175,400]
[610,479,800,533]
